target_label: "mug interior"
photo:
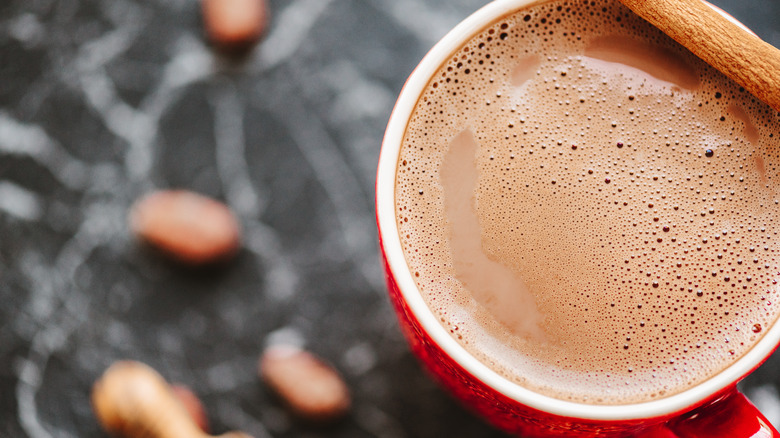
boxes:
[376,0,780,421]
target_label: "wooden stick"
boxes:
[618,0,780,113]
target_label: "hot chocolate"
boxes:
[395,0,780,404]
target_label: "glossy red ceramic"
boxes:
[376,0,780,436]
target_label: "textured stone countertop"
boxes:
[1,0,780,437]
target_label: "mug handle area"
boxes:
[635,387,778,438]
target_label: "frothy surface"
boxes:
[395,0,780,405]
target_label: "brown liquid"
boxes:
[395,0,780,405]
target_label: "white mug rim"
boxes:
[376,0,778,422]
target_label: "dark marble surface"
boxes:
[1,0,779,437]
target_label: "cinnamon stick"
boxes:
[619,0,780,113]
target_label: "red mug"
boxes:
[376,0,780,436]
